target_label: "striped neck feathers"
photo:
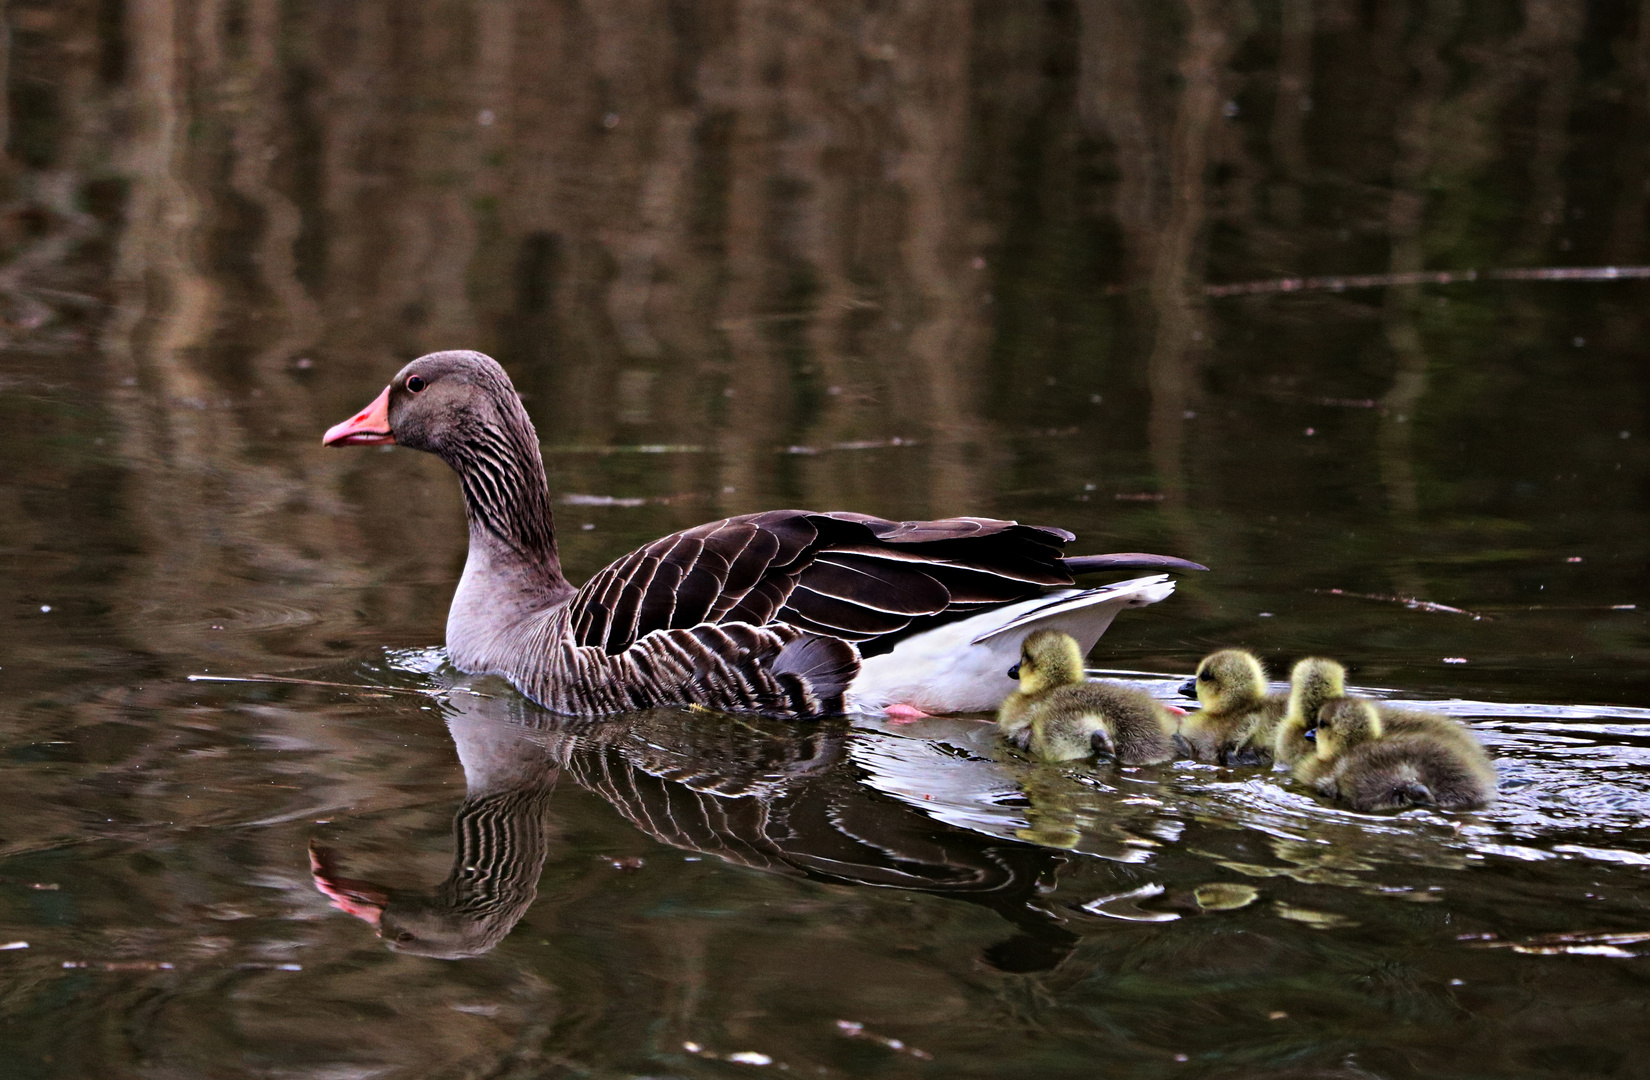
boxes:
[439,391,566,589]
[379,786,555,959]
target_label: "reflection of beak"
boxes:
[309,841,388,929]
[322,386,394,446]
[1178,679,1197,698]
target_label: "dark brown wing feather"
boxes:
[567,510,1075,655]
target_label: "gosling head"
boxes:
[1288,657,1347,726]
[1189,649,1268,711]
[1310,697,1383,760]
[1010,630,1087,694]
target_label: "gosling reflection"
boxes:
[314,692,1077,969]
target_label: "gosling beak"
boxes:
[1006,664,1020,680]
[1303,728,1317,742]
[1178,679,1198,698]
[322,385,395,446]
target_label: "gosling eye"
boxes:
[1197,670,1211,681]
[405,375,427,393]
[1007,664,1020,680]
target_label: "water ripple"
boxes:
[852,673,1650,879]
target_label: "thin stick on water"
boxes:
[1205,264,1650,298]
[1481,603,1639,612]
[1312,588,1487,620]
[185,674,491,698]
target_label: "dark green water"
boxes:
[2,2,1649,1076]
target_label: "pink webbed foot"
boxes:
[884,703,931,723]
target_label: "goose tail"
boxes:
[1063,553,1208,575]
[772,634,859,714]
[847,575,1177,715]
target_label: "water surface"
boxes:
[2,3,1649,1077]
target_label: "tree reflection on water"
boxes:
[4,2,1650,1076]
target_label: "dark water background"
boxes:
[3,1,1650,1076]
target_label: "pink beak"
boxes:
[309,842,388,929]
[322,385,395,446]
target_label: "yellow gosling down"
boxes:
[1299,698,1497,811]
[1273,657,1347,767]
[997,630,1179,766]
[1372,704,1490,753]
[1265,655,1477,766]
[1178,649,1287,764]
[997,628,1084,751]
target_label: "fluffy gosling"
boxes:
[1177,649,1287,764]
[998,630,1179,766]
[1272,657,1347,767]
[996,628,1082,750]
[1372,705,1488,754]
[1300,698,1496,811]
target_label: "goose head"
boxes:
[310,780,553,963]
[1010,630,1086,695]
[1309,697,1383,760]
[309,861,533,961]
[374,898,524,961]
[1186,649,1267,711]
[323,350,530,459]
[324,351,560,566]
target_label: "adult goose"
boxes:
[311,697,1083,967]
[323,351,1205,718]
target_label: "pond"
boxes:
[1,2,1648,1077]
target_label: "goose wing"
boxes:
[567,510,1077,655]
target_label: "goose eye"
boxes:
[395,931,416,943]
[405,375,426,393]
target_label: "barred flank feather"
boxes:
[515,510,1090,716]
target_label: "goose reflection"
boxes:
[309,693,566,959]
[312,686,1078,968]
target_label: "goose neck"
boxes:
[442,413,568,593]
[441,406,575,674]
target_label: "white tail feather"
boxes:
[847,575,1176,715]
[969,575,1175,644]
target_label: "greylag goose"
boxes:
[313,698,1080,968]
[323,350,1206,718]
